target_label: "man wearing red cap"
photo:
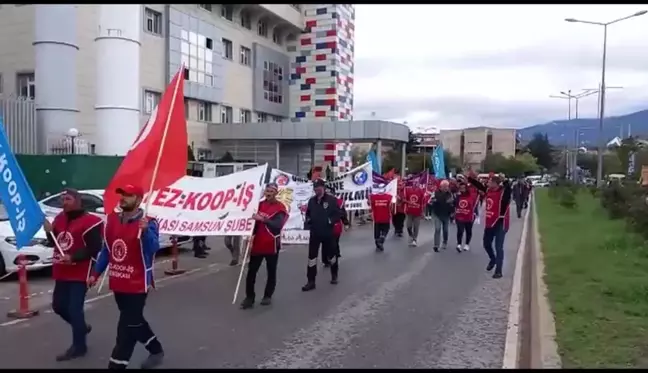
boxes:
[88,184,165,369]
[43,188,103,362]
[240,182,288,309]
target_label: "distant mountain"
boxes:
[518,109,648,147]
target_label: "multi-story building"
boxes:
[439,127,517,170]
[0,4,354,167]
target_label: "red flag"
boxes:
[383,168,395,180]
[103,66,188,213]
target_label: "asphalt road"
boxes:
[0,216,525,369]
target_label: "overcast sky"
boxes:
[353,5,648,130]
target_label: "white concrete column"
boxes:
[275,140,281,169]
[34,5,79,153]
[401,142,407,173]
[95,4,141,155]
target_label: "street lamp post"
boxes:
[565,10,647,186]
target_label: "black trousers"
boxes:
[52,280,89,351]
[245,253,279,300]
[392,213,405,234]
[108,293,163,369]
[516,201,524,218]
[456,221,474,245]
[307,233,338,282]
[193,236,208,255]
[373,222,390,247]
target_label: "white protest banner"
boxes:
[144,164,269,236]
[326,162,373,211]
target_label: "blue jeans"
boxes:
[483,220,507,275]
[432,215,449,247]
[52,280,89,351]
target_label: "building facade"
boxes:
[439,127,517,170]
[0,4,354,165]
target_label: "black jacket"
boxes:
[304,193,342,237]
[430,190,455,218]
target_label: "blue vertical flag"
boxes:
[431,144,446,179]
[366,143,380,173]
[0,117,44,248]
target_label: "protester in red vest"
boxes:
[454,181,478,252]
[370,190,393,252]
[89,184,165,369]
[467,174,512,278]
[324,186,349,267]
[43,188,103,362]
[392,179,406,237]
[403,183,427,247]
[240,182,288,309]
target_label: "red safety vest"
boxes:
[371,193,392,224]
[51,212,103,282]
[250,200,288,256]
[104,213,150,294]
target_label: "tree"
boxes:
[444,150,460,173]
[351,147,368,166]
[526,133,554,171]
[614,136,642,174]
[482,153,508,173]
[482,152,539,177]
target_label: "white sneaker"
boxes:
[456,244,462,252]
[463,244,470,252]
[412,240,418,247]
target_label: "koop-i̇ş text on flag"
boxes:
[103,65,188,213]
[0,118,45,248]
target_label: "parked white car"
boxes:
[39,189,191,249]
[0,205,53,276]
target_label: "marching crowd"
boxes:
[39,171,531,369]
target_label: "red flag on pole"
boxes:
[103,65,188,213]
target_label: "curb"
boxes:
[529,193,562,368]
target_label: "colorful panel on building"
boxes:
[288,4,355,172]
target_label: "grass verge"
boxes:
[536,189,648,368]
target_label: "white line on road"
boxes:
[502,198,531,368]
[257,251,434,369]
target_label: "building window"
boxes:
[240,109,251,123]
[221,5,233,21]
[144,90,161,114]
[239,46,251,66]
[198,101,212,122]
[144,8,162,36]
[271,115,283,123]
[199,4,212,12]
[240,11,251,30]
[180,29,214,87]
[263,61,283,104]
[272,30,281,45]
[221,106,233,123]
[258,20,268,37]
[256,112,267,123]
[184,98,190,119]
[222,38,233,60]
[16,73,35,99]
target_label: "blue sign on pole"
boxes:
[0,117,44,248]
[431,144,447,179]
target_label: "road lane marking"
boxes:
[257,251,434,369]
[502,199,531,368]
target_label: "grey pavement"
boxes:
[0,216,525,369]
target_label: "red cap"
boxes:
[116,184,144,198]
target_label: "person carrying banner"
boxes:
[88,184,165,369]
[467,174,512,279]
[240,183,288,309]
[370,190,392,252]
[429,180,454,252]
[392,180,406,237]
[324,185,349,267]
[454,181,478,252]
[43,188,103,362]
[403,183,427,247]
[302,179,343,291]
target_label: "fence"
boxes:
[0,96,38,154]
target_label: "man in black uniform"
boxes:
[302,179,342,291]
